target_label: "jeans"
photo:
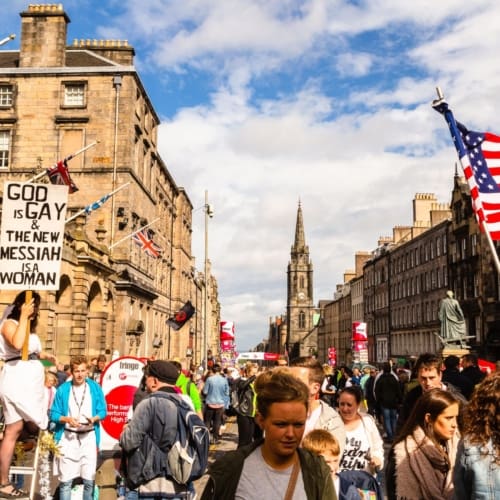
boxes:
[59,479,94,500]
[381,406,398,440]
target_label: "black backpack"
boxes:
[230,376,255,417]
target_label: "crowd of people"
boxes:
[1,291,500,499]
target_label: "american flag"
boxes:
[132,229,162,258]
[457,122,500,240]
[46,159,78,194]
[433,99,500,240]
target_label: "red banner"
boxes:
[220,320,235,340]
[352,321,367,341]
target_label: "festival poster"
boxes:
[99,356,147,451]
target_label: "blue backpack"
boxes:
[338,470,383,500]
[163,394,210,484]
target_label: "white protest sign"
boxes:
[0,182,68,290]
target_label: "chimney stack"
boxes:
[19,4,70,68]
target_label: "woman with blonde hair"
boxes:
[201,368,335,499]
[453,371,500,499]
[386,388,460,500]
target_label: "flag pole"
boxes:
[108,216,160,251]
[433,87,500,274]
[27,141,100,183]
[21,290,32,361]
[65,182,130,224]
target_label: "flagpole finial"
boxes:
[432,86,448,112]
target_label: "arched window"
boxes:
[299,311,306,329]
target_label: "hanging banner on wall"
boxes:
[352,322,367,341]
[328,347,337,366]
[220,320,235,340]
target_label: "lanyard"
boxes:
[71,382,87,416]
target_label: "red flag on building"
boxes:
[46,159,78,193]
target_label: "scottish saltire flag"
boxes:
[46,159,78,193]
[167,300,195,330]
[84,192,111,215]
[433,100,500,240]
[132,229,162,258]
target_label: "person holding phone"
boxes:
[50,355,107,500]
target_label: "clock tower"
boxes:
[286,201,315,359]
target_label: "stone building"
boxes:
[0,4,219,364]
[286,202,317,358]
[364,193,451,362]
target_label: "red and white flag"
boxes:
[46,159,78,193]
[132,229,162,258]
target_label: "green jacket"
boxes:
[176,372,202,413]
[200,439,336,500]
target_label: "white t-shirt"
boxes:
[303,404,322,438]
[339,420,371,472]
[0,320,42,360]
[236,446,307,500]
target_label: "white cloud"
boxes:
[5,0,500,351]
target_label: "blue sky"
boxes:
[4,1,500,351]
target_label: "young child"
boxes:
[302,429,342,498]
[303,430,379,500]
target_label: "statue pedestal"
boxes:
[442,347,470,358]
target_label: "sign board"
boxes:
[0,182,68,289]
[236,352,280,362]
[99,356,146,451]
[220,320,235,340]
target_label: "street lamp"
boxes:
[0,34,15,47]
[204,190,214,368]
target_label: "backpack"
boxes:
[162,393,210,485]
[338,470,383,500]
[230,377,255,417]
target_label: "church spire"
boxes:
[293,200,306,252]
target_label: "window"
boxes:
[299,311,306,329]
[63,83,85,107]
[0,84,13,107]
[0,130,10,168]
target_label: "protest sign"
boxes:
[0,182,68,289]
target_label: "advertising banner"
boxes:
[328,347,337,366]
[99,356,146,451]
[220,320,235,340]
[352,321,367,341]
[236,352,280,361]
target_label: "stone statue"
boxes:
[439,290,468,348]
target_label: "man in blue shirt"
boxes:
[202,364,229,444]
